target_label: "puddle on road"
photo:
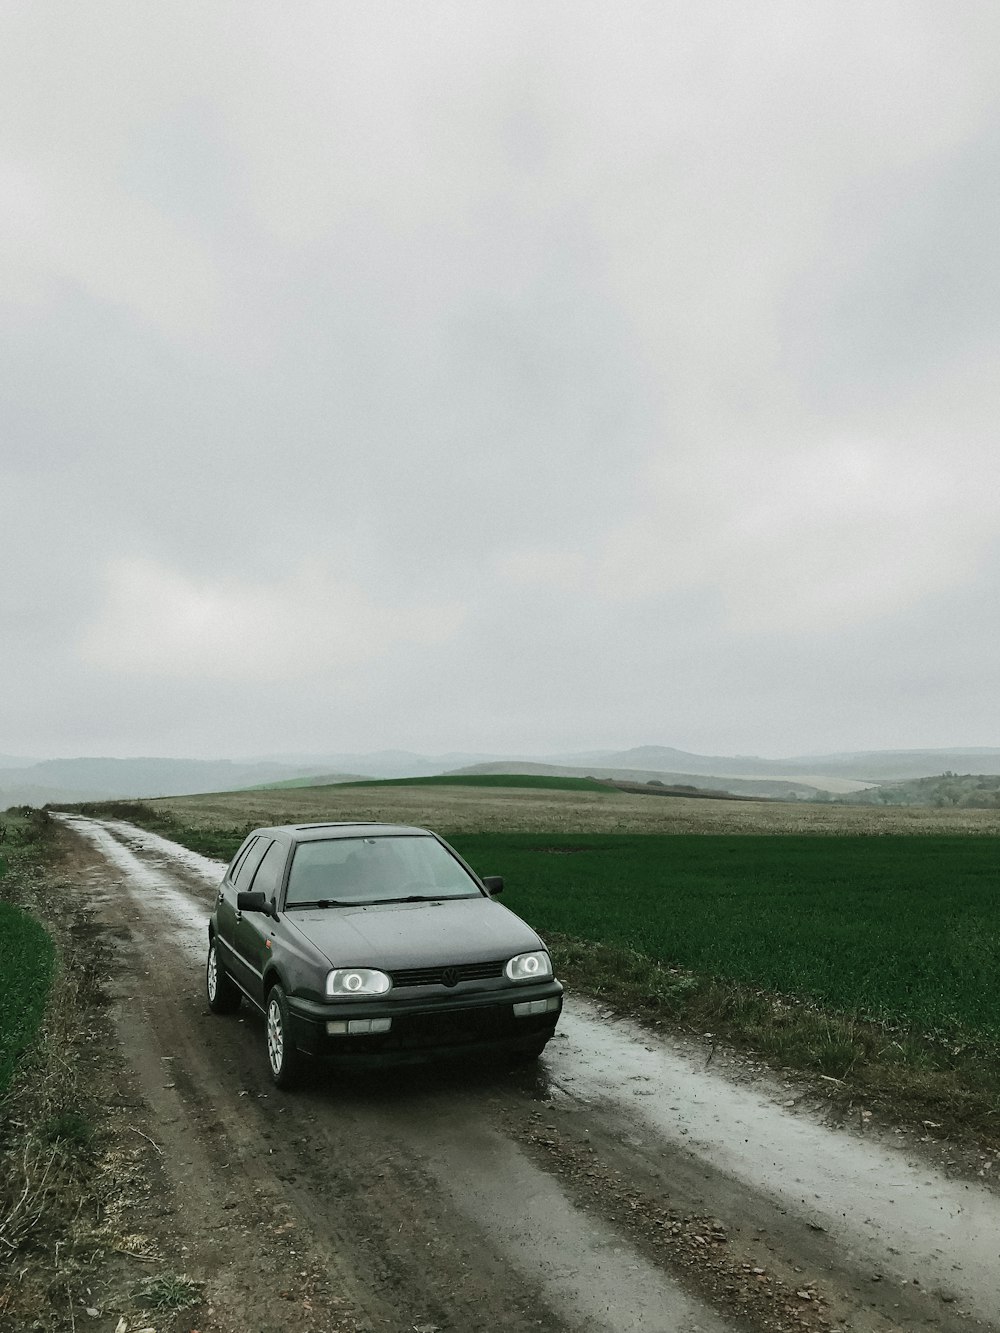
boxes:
[547,1002,1000,1322]
[60,816,1000,1328]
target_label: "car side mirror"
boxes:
[237,890,277,918]
[482,876,504,896]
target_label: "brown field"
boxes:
[143,783,1000,836]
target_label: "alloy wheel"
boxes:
[267,997,284,1073]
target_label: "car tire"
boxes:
[265,984,302,1089]
[206,939,242,1014]
[509,1039,548,1066]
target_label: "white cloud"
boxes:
[501,437,999,636]
[79,559,466,681]
[497,547,590,591]
[0,154,222,343]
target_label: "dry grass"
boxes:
[141,782,1000,836]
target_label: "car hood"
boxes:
[285,895,543,970]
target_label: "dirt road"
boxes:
[47,817,1000,1333]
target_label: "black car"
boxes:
[206,821,563,1086]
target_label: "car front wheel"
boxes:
[266,984,302,1088]
[509,1039,549,1066]
[206,939,242,1014]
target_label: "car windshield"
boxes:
[284,835,482,908]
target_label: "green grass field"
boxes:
[444,833,1000,1042]
[0,867,55,1095]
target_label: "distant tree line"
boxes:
[845,774,1000,809]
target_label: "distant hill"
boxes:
[0,753,39,769]
[8,743,1000,810]
[245,750,501,779]
[448,761,829,801]
[239,745,1000,788]
[546,746,1000,784]
[0,756,335,808]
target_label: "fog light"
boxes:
[346,1018,392,1035]
[326,1020,348,1034]
[513,997,560,1018]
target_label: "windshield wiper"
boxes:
[374,893,478,905]
[286,898,349,909]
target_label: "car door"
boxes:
[216,836,269,991]
[232,837,289,1008]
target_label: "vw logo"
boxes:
[441,967,459,988]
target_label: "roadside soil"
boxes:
[4,818,1000,1333]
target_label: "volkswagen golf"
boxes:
[205,821,563,1086]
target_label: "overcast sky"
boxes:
[3,1,1000,761]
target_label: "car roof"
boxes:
[250,822,433,844]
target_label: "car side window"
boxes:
[233,838,270,891]
[228,836,260,884]
[249,840,287,902]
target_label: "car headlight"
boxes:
[326,968,392,997]
[504,951,552,982]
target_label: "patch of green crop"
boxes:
[448,833,1000,1042]
[0,892,55,1095]
[339,774,615,793]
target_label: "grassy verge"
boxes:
[2,807,208,1330]
[0,809,55,1096]
[65,805,1000,1143]
[547,935,1000,1140]
[0,902,54,1095]
[0,805,97,1312]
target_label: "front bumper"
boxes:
[287,978,563,1065]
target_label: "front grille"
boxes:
[393,1005,512,1047]
[389,959,505,988]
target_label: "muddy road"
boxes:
[51,816,1000,1333]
